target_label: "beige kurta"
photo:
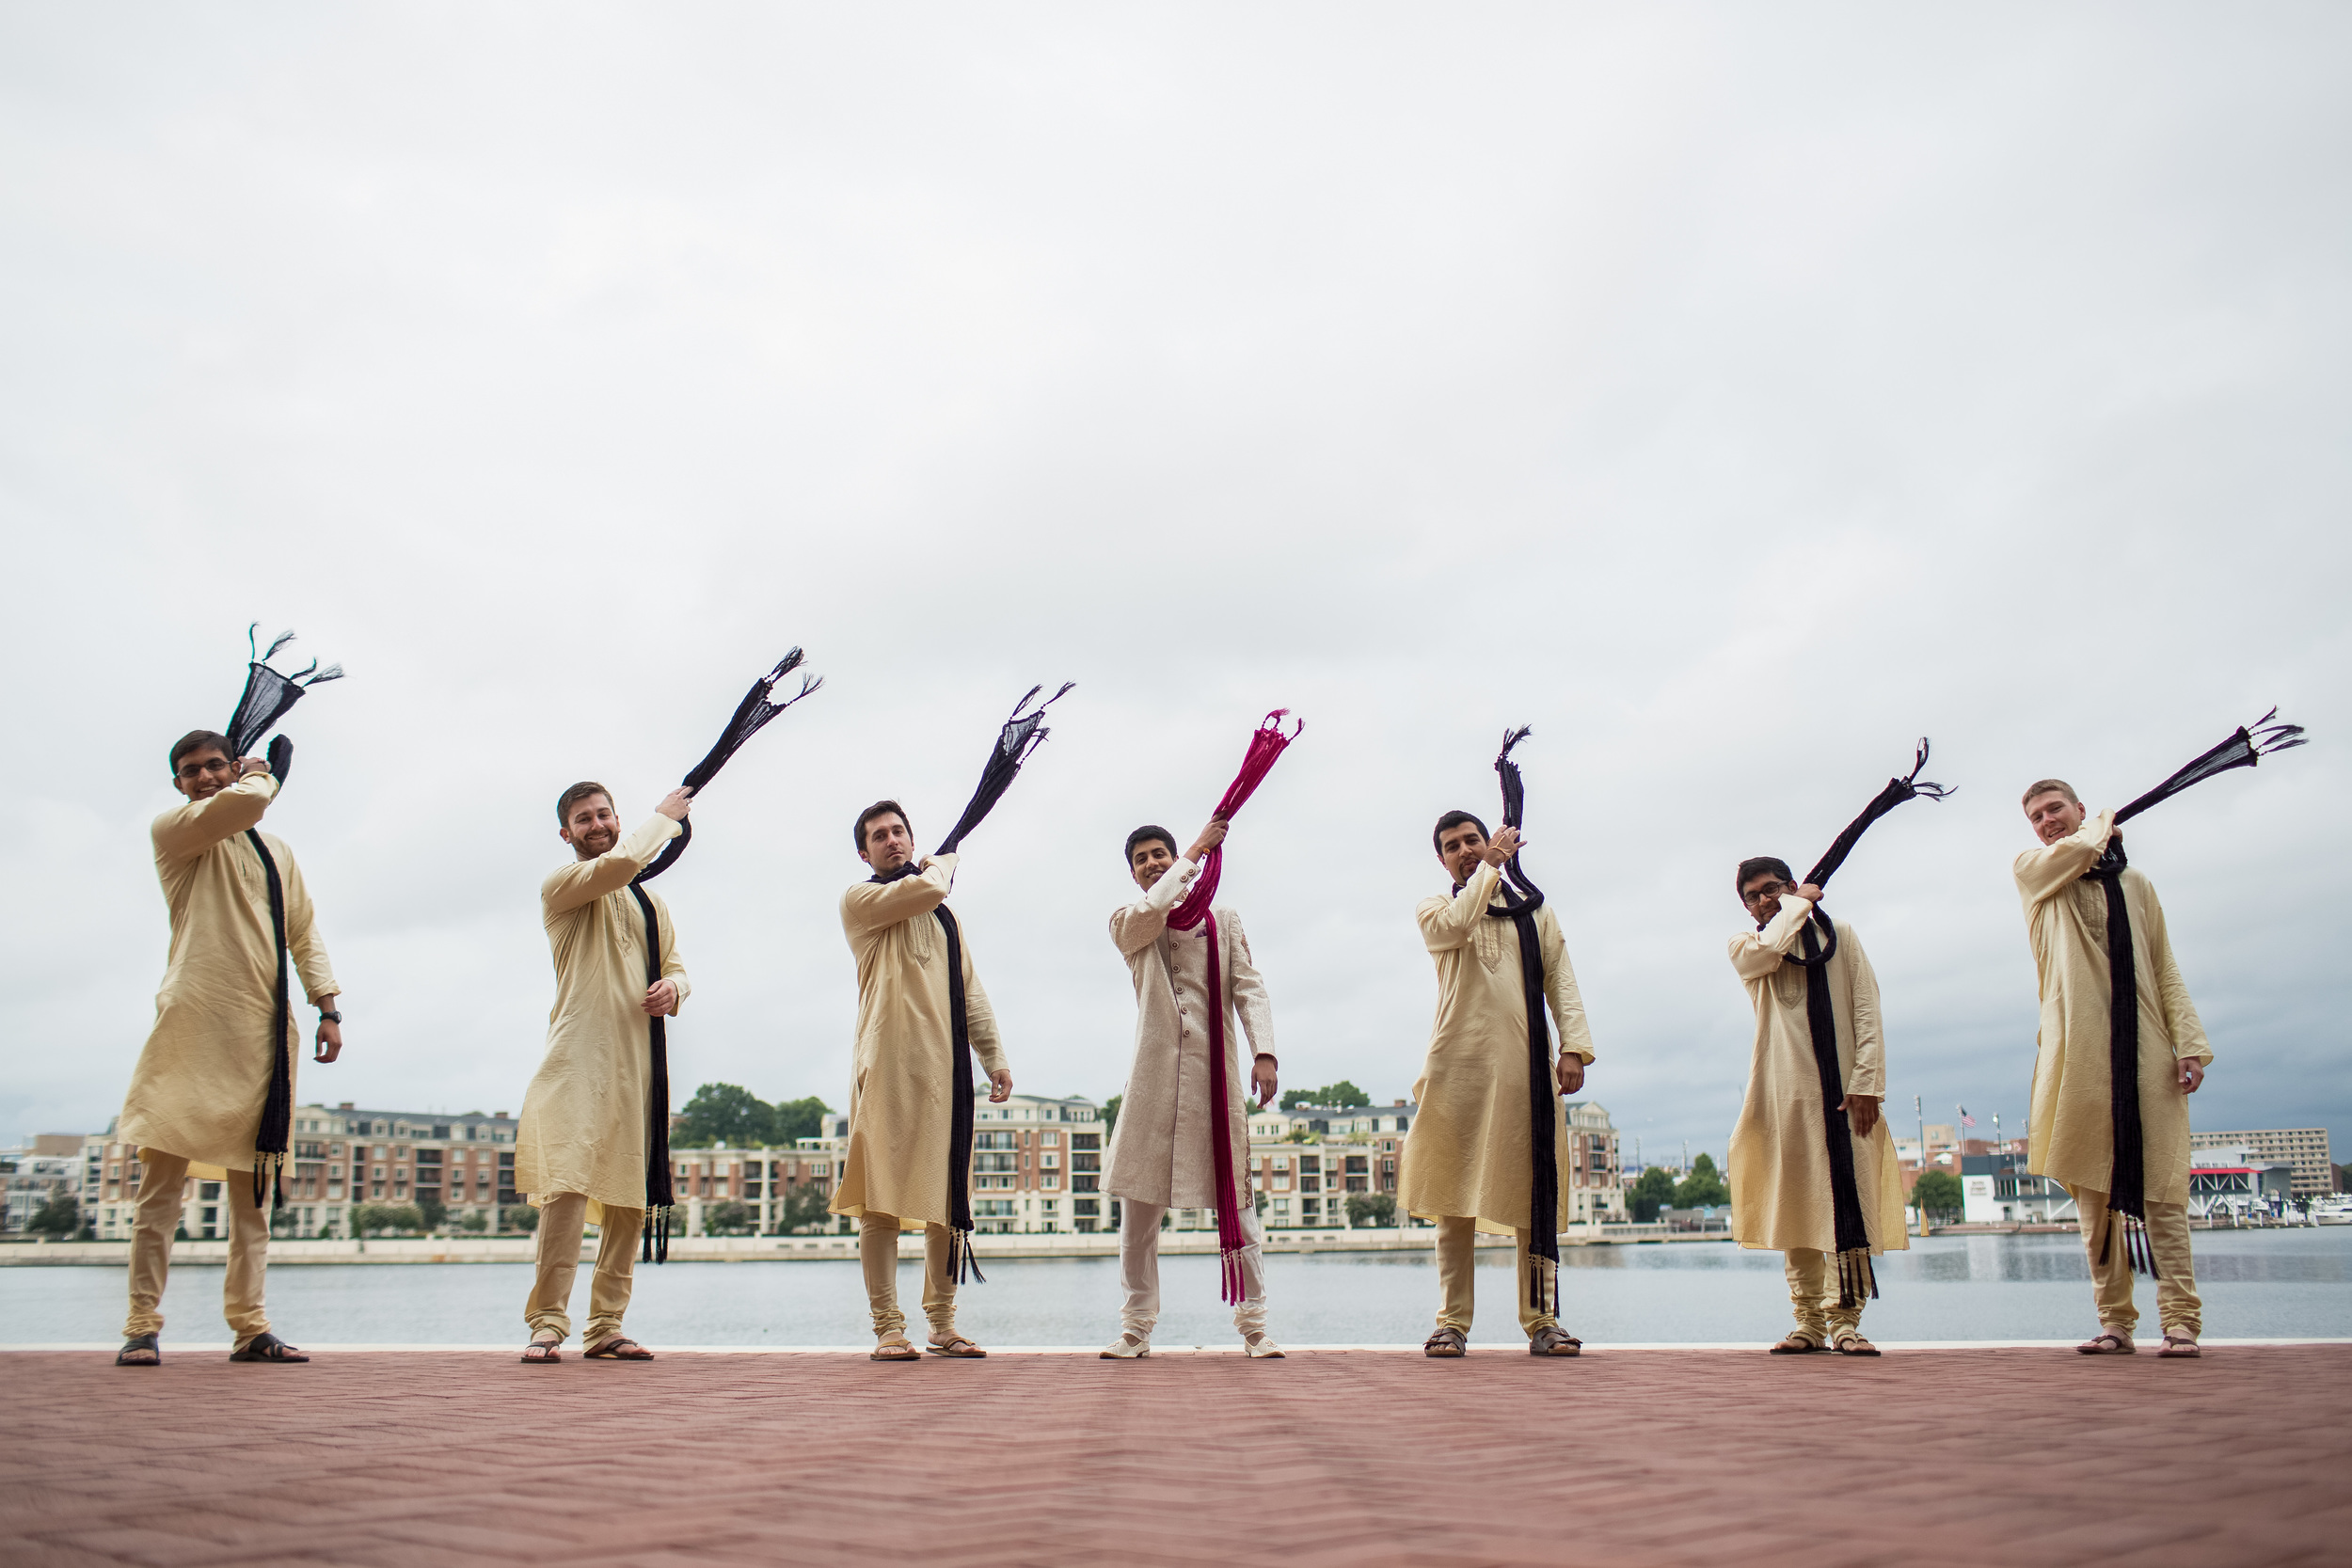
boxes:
[1103,856,1276,1210]
[1399,861,1597,1234]
[2016,816,2213,1205]
[514,813,691,1219]
[1725,898,1908,1255]
[831,854,1011,1228]
[118,771,339,1173]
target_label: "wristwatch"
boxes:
[318,1009,343,1023]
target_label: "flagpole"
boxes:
[1915,1095,1926,1237]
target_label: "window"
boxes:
[975,1153,1017,1173]
[976,1132,1017,1150]
[1301,1176,1320,1193]
[1041,1152,1060,1169]
[1073,1199,1100,1217]
[1042,1132,1060,1148]
[1299,1156,1321,1174]
[1070,1133,1101,1151]
[1344,1156,1368,1174]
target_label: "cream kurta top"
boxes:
[1725,898,1908,1255]
[830,854,1011,1228]
[514,813,690,1218]
[1102,857,1276,1211]
[1399,861,1597,1234]
[2015,816,2212,1205]
[118,771,339,1173]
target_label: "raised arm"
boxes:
[1539,911,1597,1065]
[151,770,277,865]
[542,814,680,916]
[1417,862,1501,953]
[279,846,341,1006]
[1108,857,1197,955]
[2140,886,2213,1067]
[1840,924,1886,1099]
[841,854,957,938]
[2013,810,2113,907]
[1728,895,1813,981]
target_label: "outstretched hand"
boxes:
[1483,825,1525,866]
[1187,816,1229,863]
[656,786,695,822]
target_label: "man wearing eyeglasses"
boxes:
[1725,857,1905,1357]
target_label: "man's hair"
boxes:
[1736,856,1795,896]
[854,800,911,851]
[2021,778,2079,810]
[1124,824,1178,865]
[1432,809,1489,857]
[168,729,234,774]
[555,781,612,826]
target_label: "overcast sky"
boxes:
[4,4,2345,1169]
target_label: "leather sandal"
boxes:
[870,1337,921,1361]
[520,1333,562,1365]
[1422,1326,1468,1358]
[1770,1333,1824,1354]
[228,1331,309,1363]
[1529,1326,1581,1356]
[582,1337,654,1360]
[927,1334,987,1358]
[2075,1330,2136,1354]
[116,1334,160,1367]
[1833,1332,1881,1357]
[2158,1334,2202,1358]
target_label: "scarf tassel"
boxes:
[2097,1209,2161,1281]
[954,1227,987,1286]
[640,1205,672,1265]
[1836,1247,1879,1310]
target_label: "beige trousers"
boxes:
[1785,1249,1865,1343]
[1117,1198,1269,1339]
[524,1194,644,1345]
[858,1213,958,1341]
[1434,1216,1558,1338]
[2067,1185,2201,1338]
[123,1148,271,1348]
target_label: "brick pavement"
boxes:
[5,1345,2348,1568]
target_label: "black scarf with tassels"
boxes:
[1483,728,1561,1313]
[1773,738,1954,1308]
[245,829,294,1211]
[870,861,985,1286]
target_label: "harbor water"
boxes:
[7,1227,2348,1346]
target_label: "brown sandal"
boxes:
[2157,1335,2201,1358]
[871,1337,921,1361]
[228,1332,309,1363]
[1529,1326,1582,1356]
[1833,1332,1881,1357]
[927,1334,987,1358]
[2075,1330,2136,1354]
[1423,1326,1468,1358]
[1770,1333,1824,1355]
[582,1337,653,1360]
[116,1334,161,1367]
[521,1333,562,1365]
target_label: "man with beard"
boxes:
[1101,817,1284,1360]
[115,730,344,1367]
[514,780,692,1364]
[2018,780,2210,1357]
[1401,812,1596,1357]
[832,800,1013,1362]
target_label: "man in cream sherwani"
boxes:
[1400,811,1596,1357]
[514,779,692,1364]
[832,800,1014,1362]
[115,730,344,1367]
[2018,779,2210,1357]
[1101,817,1283,1360]
[1726,857,1907,1357]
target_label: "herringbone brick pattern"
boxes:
[4,1346,2346,1567]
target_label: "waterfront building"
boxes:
[964,1092,1104,1235]
[2,1137,84,1232]
[2189,1128,2333,1199]
[82,1103,520,1241]
[662,1136,842,1237]
[1960,1150,2075,1225]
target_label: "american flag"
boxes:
[1960,1107,1976,1128]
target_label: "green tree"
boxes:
[1102,1095,1122,1138]
[26,1191,79,1238]
[1673,1152,1728,1209]
[351,1203,425,1237]
[771,1096,832,1146]
[499,1205,540,1235]
[1629,1166,1677,1223]
[780,1182,832,1234]
[417,1196,449,1233]
[459,1210,488,1233]
[704,1200,755,1236]
[1913,1170,1964,1222]
[674,1082,775,1148]
[1346,1193,1397,1227]
[1280,1080,1371,1111]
